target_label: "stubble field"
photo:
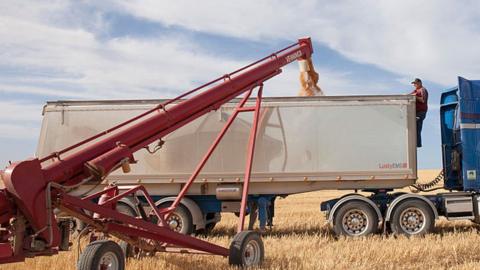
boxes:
[5,169,480,270]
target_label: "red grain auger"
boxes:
[0,38,315,269]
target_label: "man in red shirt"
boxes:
[409,78,428,147]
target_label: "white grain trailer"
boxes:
[37,95,417,235]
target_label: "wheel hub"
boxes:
[407,215,418,225]
[243,240,261,266]
[342,209,368,236]
[168,219,179,229]
[399,207,425,234]
[99,251,119,270]
[167,214,182,232]
[350,217,361,227]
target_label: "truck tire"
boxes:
[229,231,264,267]
[333,200,379,237]
[390,199,434,236]
[159,203,194,235]
[72,217,86,236]
[73,202,136,238]
[116,202,137,217]
[199,212,220,234]
[77,240,125,270]
[115,201,140,259]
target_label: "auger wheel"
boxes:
[228,231,264,267]
[77,240,125,270]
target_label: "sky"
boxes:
[1,0,480,169]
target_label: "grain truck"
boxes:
[36,77,480,238]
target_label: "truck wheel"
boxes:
[72,217,86,236]
[115,202,140,259]
[72,209,92,236]
[229,231,264,267]
[116,202,137,217]
[159,203,194,235]
[77,240,125,270]
[198,212,220,234]
[390,199,434,236]
[333,201,379,237]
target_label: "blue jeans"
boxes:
[248,197,270,229]
[416,111,426,147]
[257,197,268,228]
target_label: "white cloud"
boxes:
[0,123,39,139]
[0,100,41,141]
[0,2,248,100]
[108,0,480,86]
[0,4,246,145]
[0,101,42,122]
[0,0,451,169]
[0,84,86,98]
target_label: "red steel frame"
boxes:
[165,84,264,233]
[0,37,314,264]
[58,186,230,256]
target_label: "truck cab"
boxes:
[441,77,480,192]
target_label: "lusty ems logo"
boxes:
[378,162,408,169]
[285,51,302,63]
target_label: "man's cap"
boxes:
[411,78,422,84]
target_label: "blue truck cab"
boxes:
[441,77,480,191]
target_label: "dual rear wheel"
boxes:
[332,199,435,237]
[333,201,378,237]
[389,199,434,236]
